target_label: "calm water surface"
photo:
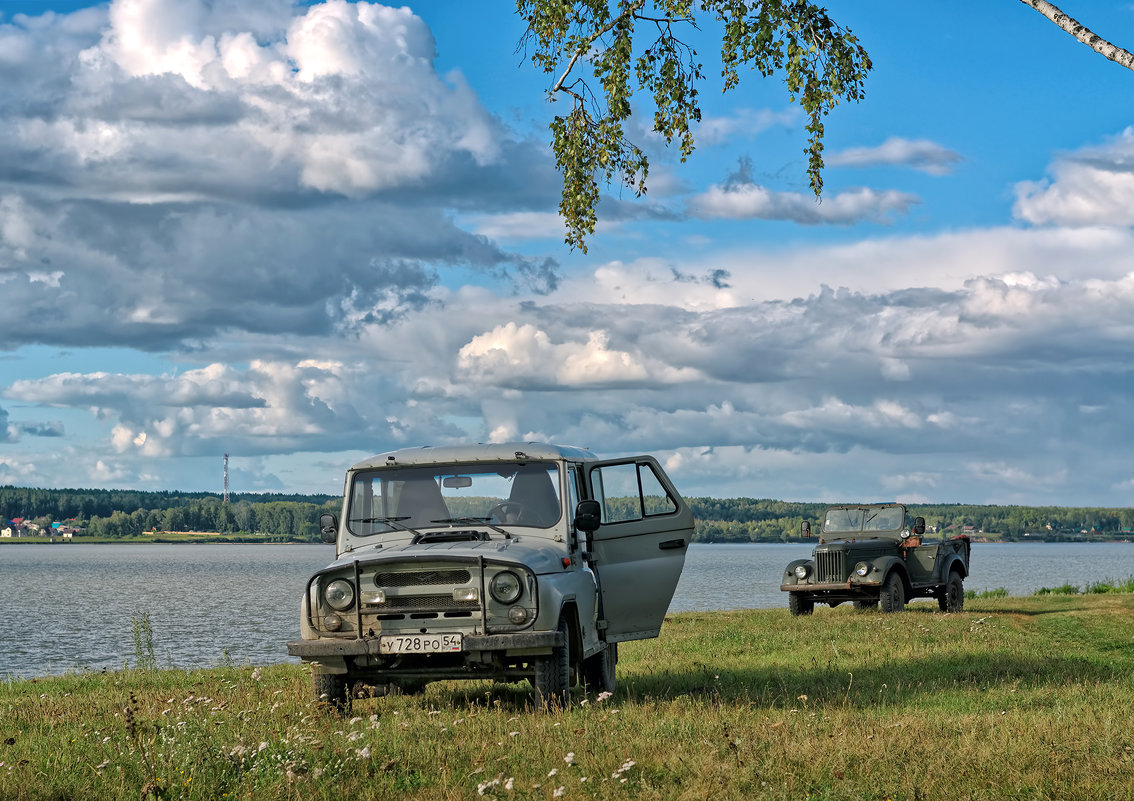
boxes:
[3,541,1133,679]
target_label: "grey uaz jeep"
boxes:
[780,503,971,615]
[287,442,693,708]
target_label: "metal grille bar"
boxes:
[815,551,845,583]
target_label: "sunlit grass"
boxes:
[3,594,1134,800]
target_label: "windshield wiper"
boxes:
[431,517,513,540]
[349,516,423,537]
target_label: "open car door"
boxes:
[584,456,694,642]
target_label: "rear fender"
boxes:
[939,553,968,580]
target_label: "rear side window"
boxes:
[591,462,677,524]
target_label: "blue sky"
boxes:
[3,0,1134,505]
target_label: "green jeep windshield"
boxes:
[824,506,905,534]
[346,461,562,536]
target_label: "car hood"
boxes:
[322,537,567,575]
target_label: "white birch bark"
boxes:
[1019,0,1134,71]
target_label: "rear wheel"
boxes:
[939,572,964,612]
[581,643,617,695]
[532,616,571,710]
[880,573,906,613]
[788,592,815,616]
[312,672,349,711]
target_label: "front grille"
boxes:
[815,550,846,583]
[367,595,479,612]
[376,569,471,587]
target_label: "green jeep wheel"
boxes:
[879,573,906,613]
[939,571,964,613]
[788,592,815,616]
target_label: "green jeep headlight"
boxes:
[854,562,870,577]
[794,564,810,580]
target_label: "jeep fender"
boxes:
[938,553,968,580]
[782,558,813,586]
[873,557,911,593]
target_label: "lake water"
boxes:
[3,541,1133,680]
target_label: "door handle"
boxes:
[659,538,685,550]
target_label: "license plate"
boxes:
[378,633,462,654]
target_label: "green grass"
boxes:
[3,595,1134,800]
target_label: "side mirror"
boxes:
[913,516,926,535]
[801,521,811,538]
[319,513,338,544]
[573,499,601,534]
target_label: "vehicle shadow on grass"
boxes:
[900,600,1090,616]
[369,645,1118,713]
[616,650,1120,709]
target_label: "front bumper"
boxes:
[780,580,882,593]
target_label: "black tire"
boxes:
[788,592,815,616]
[532,616,571,710]
[939,572,964,613]
[312,672,349,711]
[581,642,617,695]
[853,599,878,611]
[880,573,905,613]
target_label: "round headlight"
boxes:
[489,571,523,604]
[794,564,810,580]
[855,562,870,577]
[323,578,355,611]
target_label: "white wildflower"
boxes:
[564,752,576,765]
[477,778,501,795]
[553,787,566,798]
[355,746,371,760]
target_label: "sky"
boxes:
[2,0,1134,506]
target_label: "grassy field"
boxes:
[3,595,1133,801]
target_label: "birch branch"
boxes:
[1018,0,1134,71]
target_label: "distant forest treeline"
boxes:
[2,486,1132,542]
[0,485,339,541]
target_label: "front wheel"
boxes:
[532,616,571,710]
[581,643,617,695]
[880,573,906,613]
[312,672,349,711]
[788,592,815,616]
[939,572,964,612]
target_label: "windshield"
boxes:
[346,461,562,536]
[823,506,905,534]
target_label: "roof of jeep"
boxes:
[349,442,598,470]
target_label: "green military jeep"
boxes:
[780,503,971,615]
[287,442,694,709]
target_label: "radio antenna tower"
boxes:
[223,453,230,503]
